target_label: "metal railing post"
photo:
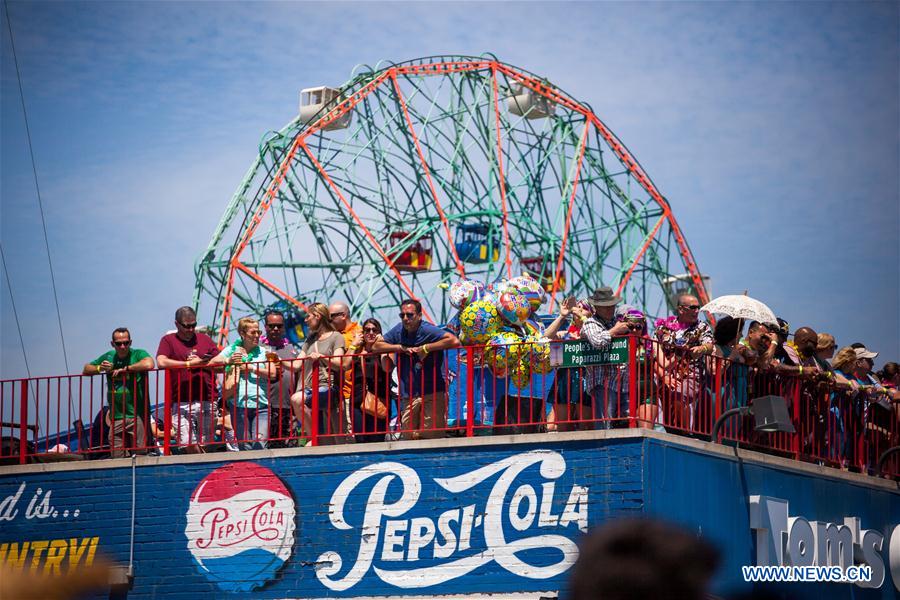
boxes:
[310,366,319,447]
[19,380,28,464]
[628,335,638,428]
[791,380,801,461]
[163,370,172,456]
[713,357,723,438]
[465,347,475,438]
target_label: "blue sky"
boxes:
[1,1,898,379]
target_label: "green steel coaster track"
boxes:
[193,54,708,343]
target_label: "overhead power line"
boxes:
[3,0,71,373]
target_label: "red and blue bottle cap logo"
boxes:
[185,463,295,592]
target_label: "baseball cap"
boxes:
[854,347,878,360]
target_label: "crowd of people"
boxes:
[81,299,460,455]
[80,289,898,474]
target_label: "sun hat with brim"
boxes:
[586,286,621,307]
[854,347,878,360]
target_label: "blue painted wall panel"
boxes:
[1,437,897,599]
[643,439,900,599]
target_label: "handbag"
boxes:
[361,390,388,419]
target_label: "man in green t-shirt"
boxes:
[82,327,155,457]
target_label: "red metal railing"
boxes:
[1,337,897,479]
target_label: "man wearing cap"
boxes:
[581,286,641,429]
[849,344,883,384]
[842,345,892,470]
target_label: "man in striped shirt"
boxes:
[581,287,640,429]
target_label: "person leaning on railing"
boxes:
[706,317,755,413]
[877,362,900,455]
[373,298,460,441]
[777,327,840,458]
[83,327,154,457]
[347,318,394,443]
[774,327,823,380]
[330,301,362,431]
[741,321,778,370]
[815,332,838,371]
[651,294,714,431]
[260,310,302,447]
[209,316,280,450]
[156,306,220,453]
[290,302,346,445]
[834,346,895,472]
[580,287,640,430]
[829,346,867,467]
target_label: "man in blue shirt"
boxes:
[375,299,460,440]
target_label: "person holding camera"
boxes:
[580,287,640,429]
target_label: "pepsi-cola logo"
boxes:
[186,463,295,592]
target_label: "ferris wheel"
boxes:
[193,54,708,343]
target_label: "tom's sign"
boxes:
[750,495,900,591]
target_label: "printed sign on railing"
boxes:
[550,337,628,368]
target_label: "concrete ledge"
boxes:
[1,429,897,493]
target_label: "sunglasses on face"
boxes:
[399,312,418,319]
[330,312,346,319]
[178,322,197,329]
[678,305,700,311]
[113,340,132,347]
[266,322,284,329]
[363,327,379,334]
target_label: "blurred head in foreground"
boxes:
[567,518,720,600]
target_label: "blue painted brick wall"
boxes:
[1,434,897,599]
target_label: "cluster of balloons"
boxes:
[450,275,552,385]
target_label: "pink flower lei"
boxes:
[654,315,687,332]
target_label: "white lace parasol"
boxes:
[700,295,777,325]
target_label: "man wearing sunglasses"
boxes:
[83,327,154,457]
[652,294,714,430]
[260,310,301,446]
[375,299,460,440]
[156,306,220,453]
